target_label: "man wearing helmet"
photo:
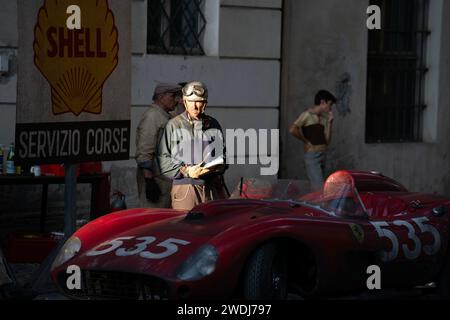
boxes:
[158,81,227,210]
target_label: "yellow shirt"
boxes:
[293,111,330,153]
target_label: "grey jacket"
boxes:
[158,112,226,185]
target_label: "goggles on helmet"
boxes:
[182,83,208,101]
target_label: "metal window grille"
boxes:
[147,0,206,55]
[366,0,429,143]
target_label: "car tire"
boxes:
[243,242,288,300]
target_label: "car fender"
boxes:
[73,208,186,251]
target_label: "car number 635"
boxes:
[370,217,441,262]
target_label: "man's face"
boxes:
[159,92,179,112]
[321,100,334,113]
[184,98,207,120]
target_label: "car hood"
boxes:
[70,199,314,278]
[73,218,211,279]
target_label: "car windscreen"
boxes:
[230,175,367,218]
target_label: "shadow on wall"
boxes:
[335,72,352,117]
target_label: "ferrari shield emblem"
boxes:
[349,223,365,244]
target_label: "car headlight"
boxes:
[51,236,82,270]
[176,245,219,281]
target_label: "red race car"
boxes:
[50,170,450,300]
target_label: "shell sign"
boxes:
[33,0,119,116]
[16,0,130,164]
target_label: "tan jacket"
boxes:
[135,104,171,172]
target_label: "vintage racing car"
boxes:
[50,170,450,299]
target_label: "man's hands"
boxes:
[327,111,334,123]
[305,140,313,150]
[328,111,334,122]
[181,163,212,179]
[145,177,161,202]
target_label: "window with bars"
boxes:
[366,0,429,143]
[147,0,207,55]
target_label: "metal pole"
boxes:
[63,163,77,236]
[30,163,77,294]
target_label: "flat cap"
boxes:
[154,82,182,96]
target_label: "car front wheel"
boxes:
[243,242,288,300]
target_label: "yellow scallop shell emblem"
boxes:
[33,0,119,116]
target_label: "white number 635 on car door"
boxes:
[370,217,441,262]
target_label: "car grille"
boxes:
[57,270,169,300]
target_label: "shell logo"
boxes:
[33,0,119,116]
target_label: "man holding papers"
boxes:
[158,81,227,210]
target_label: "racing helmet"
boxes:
[323,171,354,199]
[182,81,208,101]
[322,171,365,217]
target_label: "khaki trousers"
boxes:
[136,168,172,208]
[171,184,220,211]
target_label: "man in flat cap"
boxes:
[135,82,182,208]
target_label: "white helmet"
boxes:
[182,81,208,101]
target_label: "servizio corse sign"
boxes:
[16,0,131,164]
